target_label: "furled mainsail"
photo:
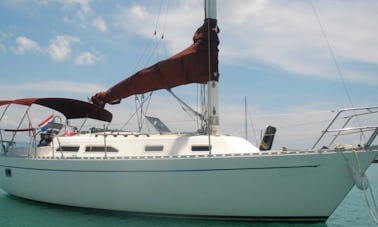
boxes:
[90,18,219,107]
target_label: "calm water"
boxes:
[1,166,378,227]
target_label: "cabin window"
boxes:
[85,146,118,152]
[191,145,211,152]
[145,145,164,152]
[56,146,80,152]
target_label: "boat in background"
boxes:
[0,0,377,222]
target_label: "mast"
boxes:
[205,0,219,135]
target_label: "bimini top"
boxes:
[0,98,112,122]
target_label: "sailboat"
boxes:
[1,0,378,222]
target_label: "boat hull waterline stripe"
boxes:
[0,164,320,173]
[116,211,328,222]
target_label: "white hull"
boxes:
[0,139,376,221]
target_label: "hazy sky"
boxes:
[1,0,377,148]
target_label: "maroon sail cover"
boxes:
[91,18,219,107]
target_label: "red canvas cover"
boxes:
[0,98,38,107]
[0,98,112,122]
[91,18,219,107]
[0,100,14,107]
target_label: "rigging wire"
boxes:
[133,0,165,71]
[310,0,354,108]
[167,89,205,130]
[122,0,168,132]
[205,11,213,154]
[195,84,208,132]
[144,0,168,67]
[249,116,259,146]
[120,0,205,133]
[160,0,170,41]
[207,22,213,131]
[136,0,168,131]
[310,0,366,143]
[311,1,377,223]
[120,92,153,131]
[137,93,153,132]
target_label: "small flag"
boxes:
[38,114,54,132]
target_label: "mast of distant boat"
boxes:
[245,96,248,140]
[205,0,219,136]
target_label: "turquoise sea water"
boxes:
[1,165,378,227]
